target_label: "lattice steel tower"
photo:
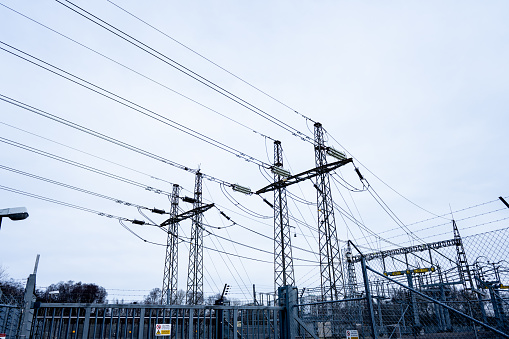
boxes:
[186,172,204,305]
[314,122,344,300]
[453,220,474,292]
[273,140,295,290]
[161,184,180,304]
[345,242,358,298]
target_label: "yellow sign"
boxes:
[155,324,171,336]
[384,266,436,276]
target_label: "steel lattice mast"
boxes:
[453,220,474,292]
[186,172,204,305]
[161,184,180,305]
[345,242,358,298]
[314,122,344,300]
[273,140,295,291]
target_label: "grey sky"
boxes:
[1,1,508,302]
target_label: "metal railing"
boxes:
[28,303,284,339]
[0,304,22,338]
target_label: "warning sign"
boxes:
[346,329,358,339]
[155,324,171,336]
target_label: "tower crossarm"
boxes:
[255,158,353,195]
[160,203,214,226]
[350,238,461,263]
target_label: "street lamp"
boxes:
[0,207,29,229]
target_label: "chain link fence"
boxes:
[297,226,509,338]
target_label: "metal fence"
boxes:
[296,227,509,339]
[26,303,283,339]
[3,227,509,339]
[0,304,22,338]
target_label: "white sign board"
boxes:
[346,329,359,339]
[155,324,171,336]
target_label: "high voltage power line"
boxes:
[0,183,276,265]
[104,0,316,124]
[0,2,440,242]
[55,0,315,144]
[54,0,446,228]
[0,42,270,173]
[0,2,277,143]
[2,0,489,301]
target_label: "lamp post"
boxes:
[0,207,29,229]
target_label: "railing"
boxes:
[29,303,284,339]
[0,304,22,339]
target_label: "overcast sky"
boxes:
[1,1,508,303]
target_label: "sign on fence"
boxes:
[155,324,171,336]
[346,329,358,339]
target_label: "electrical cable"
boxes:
[0,3,277,143]
[178,223,221,299]
[0,163,166,214]
[325,130,448,220]
[205,229,252,299]
[0,41,269,174]
[220,183,272,219]
[56,0,314,144]
[0,120,179,188]
[376,198,504,237]
[0,184,155,226]
[0,136,173,195]
[105,0,316,124]
[214,206,319,257]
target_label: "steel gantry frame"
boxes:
[273,140,295,291]
[186,172,204,305]
[161,184,180,305]
[314,122,344,301]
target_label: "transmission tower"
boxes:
[161,184,180,305]
[453,220,474,292]
[345,242,358,298]
[186,172,204,305]
[314,122,344,300]
[273,140,295,291]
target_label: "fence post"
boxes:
[361,256,378,339]
[138,308,145,339]
[188,308,194,339]
[19,273,36,339]
[278,286,296,339]
[406,273,422,335]
[81,307,91,339]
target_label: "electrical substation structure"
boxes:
[186,172,205,305]
[314,122,344,301]
[273,140,295,291]
[161,184,180,305]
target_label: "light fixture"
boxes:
[326,147,347,160]
[232,184,252,195]
[0,207,29,230]
[271,166,291,178]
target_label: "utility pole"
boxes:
[186,172,204,305]
[161,184,180,305]
[273,140,295,291]
[314,122,344,301]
